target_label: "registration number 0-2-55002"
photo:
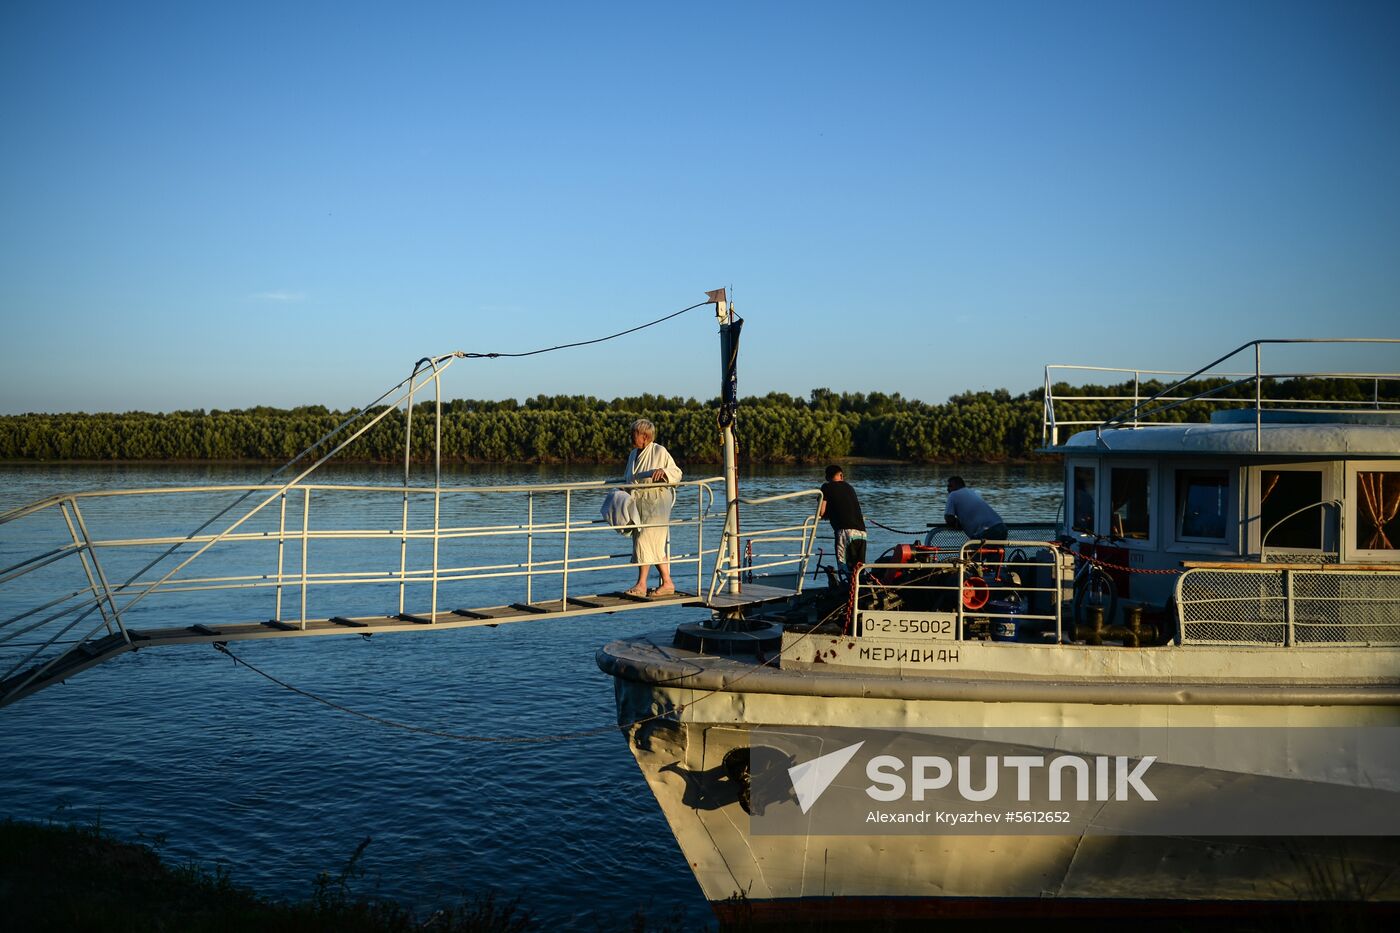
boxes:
[858,611,957,640]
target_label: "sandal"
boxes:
[647,585,676,597]
[622,586,649,598]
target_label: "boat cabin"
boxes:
[1052,409,1400,610]
[1036,340,1400,642]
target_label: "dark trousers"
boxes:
[974,522,1009,541]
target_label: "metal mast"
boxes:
[711,288,742,595]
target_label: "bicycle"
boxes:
[1059,531,1120,637]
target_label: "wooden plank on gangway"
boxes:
[459,606,532,620]
[702,583,802,609]
[152,590,699,645]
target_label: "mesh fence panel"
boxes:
[1179,571,1286,645]
[1293,572,1400,646]
[1179,569,1400,646]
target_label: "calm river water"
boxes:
[0,462,1059,929]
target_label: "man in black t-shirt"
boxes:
[819,464,868,571]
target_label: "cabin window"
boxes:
[1356,471,1400,551]
[1260,469,1323,550]
[1072,466,1096,532]
[1109,467,1150,540]
[1176,470,1229,541]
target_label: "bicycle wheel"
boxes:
[1073,565,1118,635]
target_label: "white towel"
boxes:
[600,488,642,536]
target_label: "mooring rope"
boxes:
[213,643,619,744]
[866,517,930,536]
[214,600,845,744]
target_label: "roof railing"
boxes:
[1043,338,1400,449]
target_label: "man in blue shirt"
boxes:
[944,476,1008,541]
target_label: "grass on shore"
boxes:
[0,817,546,932]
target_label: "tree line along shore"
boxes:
[1,379,1386,465]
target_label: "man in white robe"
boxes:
[624,419,682,596]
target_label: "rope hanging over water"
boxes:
[213,601,843,744]
[214,643,619,744]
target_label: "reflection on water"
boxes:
[0,461,1058,928]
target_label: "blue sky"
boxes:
[2,0,1397,413]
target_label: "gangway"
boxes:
[1,588,703,709]
[0,476,822,707]
[0,289,823,707]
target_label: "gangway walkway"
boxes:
[0,476,823,707]
[0,587,701,706]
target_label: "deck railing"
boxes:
[851,541,1066,643]
[846,542,1400,649]
[710,489,824,600]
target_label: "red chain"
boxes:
[1050,541,1185,576]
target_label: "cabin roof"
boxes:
[1051,418,1400,458]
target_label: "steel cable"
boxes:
[460,301,710,359]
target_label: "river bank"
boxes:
[0,818,543,932]
[0,395,1049,464]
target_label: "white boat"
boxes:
[598,334,1400,923]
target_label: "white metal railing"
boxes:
[0,476,736,685]
[709,489,824,601]
[1259,498,1341,564]
[1176,566,1400,647]
[1042,338,1400,447]
[851,541,1066,643]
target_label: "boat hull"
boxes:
[605,635,1400,918]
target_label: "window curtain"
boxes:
[1358,472,1400,550]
